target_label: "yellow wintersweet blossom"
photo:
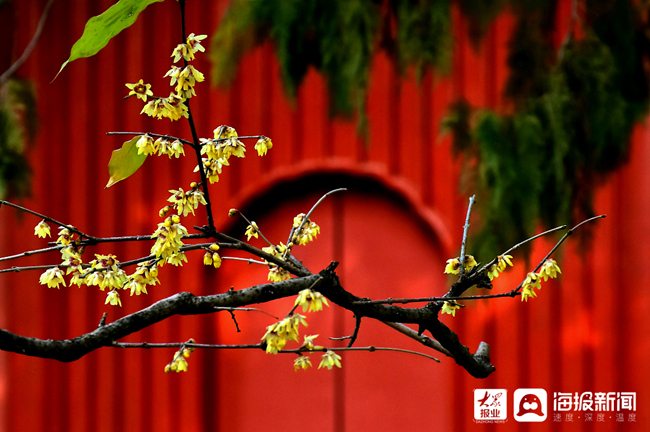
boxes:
[262,243,288,260]
[441,301,461,317]
[444,255,477,274]
[167,251,188,266]
[125,79,153,102]
[34,220,51,238]
[170,33,207,63]
[444,258,461,275]
[212,253,222,268]
[175,65,205,99]
[203,251,213,266]
[169,140,185,158]
[292,213,320,246]
[319,350,342,370]
[186,33,207,56]
[56,226,75,245]
[295,289,329,313]
[487,254,514,280]
[539,259,561,281]
[69,271,86,287]
[254,136,273,156]
[162,93,189,121]
[521,272,542,302]
[294,355,312,371]
[39,267,66,288]
[194,157,226,184]
[261,331,287,354]
[301,334,320,351]
[136,134,156,156]
[464,255,477,271]
[245,222,259,240]
[164,341,195,373]
[105,289,122,307]
[268,266,290,282]
[214,125,238,139]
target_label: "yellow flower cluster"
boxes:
[486,254,514,280]
[521,259,561,301]
[444,255,477,275]
[167,183,207,217]
[261,314,307,354]
[164,339,196,373]
[84,254,128,291]
[294,289,329,313]
[150,214,188,261]
[140,93,188,121]
[127,33,207,122]
[291,213,321,246]
[261,242,291,282]
[124,261,160,296]
[171,33,206,63]
[164,64,205,99]
[202,244,222,268]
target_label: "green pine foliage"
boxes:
[210,0,650,258]
[0,78,37,199]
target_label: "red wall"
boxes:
[0,0,648,431]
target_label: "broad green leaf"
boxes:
[55,0,165,80]
[105,137,147,188]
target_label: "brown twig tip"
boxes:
[98,313,107,327]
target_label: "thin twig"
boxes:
[477,224,567,274]
[106,131,194,148]
[347,315,362,347]
[0,246,61,263]
[0,264,55,274]
[1,200,98,241]
[511,214,605,294]
[236,212,274,247]
[177,0,216,234]
[285,188,346,256]
[221,256,267,266]
[458,195,475,278]
[112,341,440,362]
[381,321,452,357]
[0,0,55,85]
[213,306,279,320]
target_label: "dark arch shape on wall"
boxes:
[218,163,454,256]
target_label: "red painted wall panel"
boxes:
[0,1,648,431]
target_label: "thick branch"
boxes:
[0,274,321,362]
[0,264,493,377]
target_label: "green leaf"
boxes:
[105,137,147,188]
[55,0,165,80]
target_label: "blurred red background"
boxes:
[0,0,648,431]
